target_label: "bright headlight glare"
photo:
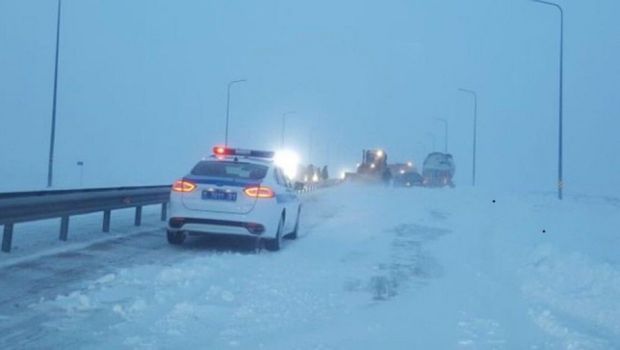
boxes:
[274,150,300,179]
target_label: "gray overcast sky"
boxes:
[1,0,619,196]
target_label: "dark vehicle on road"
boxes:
[393,171,424,187]
[390,162,423,187]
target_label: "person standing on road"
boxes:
[382,168,392,186]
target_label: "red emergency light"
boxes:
[212,146,274,158]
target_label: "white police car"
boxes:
[167,146,301,251]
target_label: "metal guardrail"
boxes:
[0,185,171,253]
[298,179,343,193]
[0,180,343,254]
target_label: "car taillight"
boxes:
[244,186,275,198]
[172,180,197,192]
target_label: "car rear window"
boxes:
[190,161,268,180]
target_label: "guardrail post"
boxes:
[160,203,167,221]
[135,206,142,226]
[103,210,111,232]
[59,216,70,241]
[2,224,14,253]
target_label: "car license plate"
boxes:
[202,189,237,201]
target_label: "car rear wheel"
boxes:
[286,206,301,240]
[265,215,284,251]
[167,230,186,245]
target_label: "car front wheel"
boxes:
[286,206,301,240]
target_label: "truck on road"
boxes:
[422,152,455,188]
[345,149,391,184]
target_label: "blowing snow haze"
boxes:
[1,0,620,195]
[3,1,620,349]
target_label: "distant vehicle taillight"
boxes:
[172,180,197,192]
[244,186,275,199]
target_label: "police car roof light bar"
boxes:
[212,146,274,159]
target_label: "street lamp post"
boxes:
[281,111,296,148]
[415,141,426,160]
[308,128,314,162]
[458,88,478,187]
[532,0,564,200]
[76,161,84,187]
[224,79,247,146]
[426,133,437,152]
[47,0,63,188]
[434,118,448,153]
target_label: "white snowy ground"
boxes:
[1,185,619,349]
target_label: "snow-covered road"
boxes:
[1,185,619,349]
